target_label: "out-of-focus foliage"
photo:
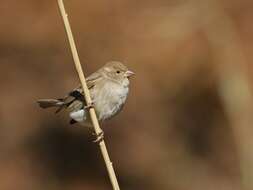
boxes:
[0,0,253,190]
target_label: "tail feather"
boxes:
[37,99,63,109]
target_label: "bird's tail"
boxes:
[37,99,64,109]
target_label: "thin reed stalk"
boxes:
[57,1,120,189]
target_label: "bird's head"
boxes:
[102,61,135,83]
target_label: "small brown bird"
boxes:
[37,61,134,127]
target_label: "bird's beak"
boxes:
[125,70,135,78]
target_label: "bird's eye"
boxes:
[116,70,121,74]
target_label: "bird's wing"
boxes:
[86,70,103,89]
[71,70,103,92]
[55,71,103,113]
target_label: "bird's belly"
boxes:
[69,82,129,124]
[94,85,129,121]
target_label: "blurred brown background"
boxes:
[1,0,253,190]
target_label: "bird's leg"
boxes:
[84,101,95,110]
[85,101,103,143]
[93,130,104,143]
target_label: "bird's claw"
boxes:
[93,131,104,143]
[84,101,95,110]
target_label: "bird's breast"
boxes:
[92,81,129,121]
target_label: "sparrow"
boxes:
[37,61,134,127]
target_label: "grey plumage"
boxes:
[37,61,134,126]
[37,99,64,109]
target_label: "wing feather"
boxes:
[56,71,103,113]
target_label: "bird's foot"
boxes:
[93,131,104,143]
[84,102,95,110]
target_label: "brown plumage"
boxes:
[37,61,134,126]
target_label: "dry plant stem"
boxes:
[57,1,120,190]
